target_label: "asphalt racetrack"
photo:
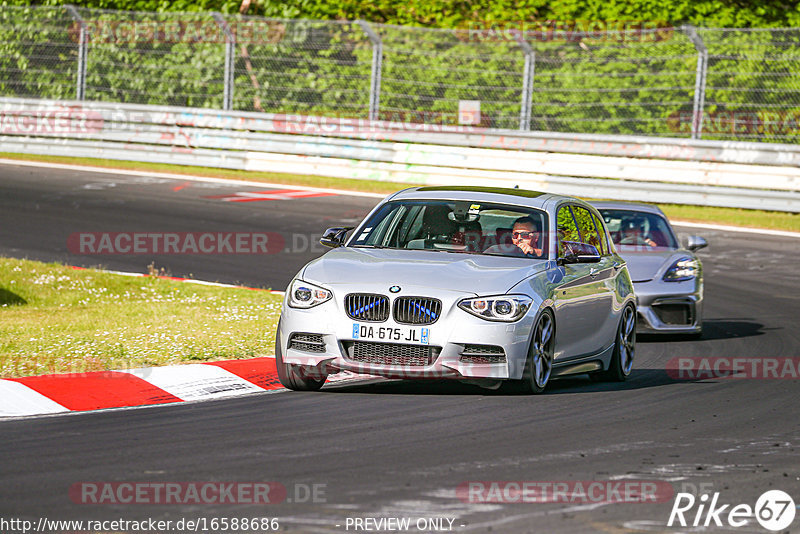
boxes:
[1,162,799,533]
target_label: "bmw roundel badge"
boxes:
[389,285,401,293]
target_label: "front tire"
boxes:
[595,304,636,382]
[275,326,327,391]
[511,310,555,394]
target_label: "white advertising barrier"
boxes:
[1,97,799,211]
[3,120,800,193]
[4,97,800,165]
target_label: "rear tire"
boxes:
[509,310,555,394]
[275,326,327,391]
[594,304,636,382]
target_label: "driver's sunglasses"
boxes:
[512,231,536,239]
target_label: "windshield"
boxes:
[349,200,549,259]
[598,209,678,250]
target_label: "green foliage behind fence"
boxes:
[1,4,799,143]
[4,0,800,28]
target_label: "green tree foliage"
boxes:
[0,7,78,100]
[1,0,243,14]
[3,0,800,27]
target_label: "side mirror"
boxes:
[557,242,601,265]
[686,235,708,252]
[320,227,353,248]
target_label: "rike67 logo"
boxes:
[668,490,796,531]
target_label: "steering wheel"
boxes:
[619,234,651,246]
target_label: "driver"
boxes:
[485,216,543,257]
[619,217,656,247]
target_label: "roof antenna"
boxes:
[514,184,519,189]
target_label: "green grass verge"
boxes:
[658,204,800,232]
[2,152,798,232]
[0,257,282,379]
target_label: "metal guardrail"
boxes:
[1,98,798,212]
[5,97,799,166]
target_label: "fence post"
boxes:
[358,20,382,121]
[64,5,87,101]
[212,12,235,111]
[516,36,535,131]
[684,25,708,140]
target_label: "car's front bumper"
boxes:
[633,277,703,334]
[278,297,538,381]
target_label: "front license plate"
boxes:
[352,323,430,345]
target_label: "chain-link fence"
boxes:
[2,5,800,143]
[0,6,79,100]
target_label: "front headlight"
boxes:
[458,295,532,322]
[288,279,332,308]
[663,257,699,282]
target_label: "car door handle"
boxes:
[590,268,599,278]
[612,261,622,271]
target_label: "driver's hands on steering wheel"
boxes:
[620,234,656,247]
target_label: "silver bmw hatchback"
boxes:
[276,186,637,394]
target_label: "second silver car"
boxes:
[592,201,707,336]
